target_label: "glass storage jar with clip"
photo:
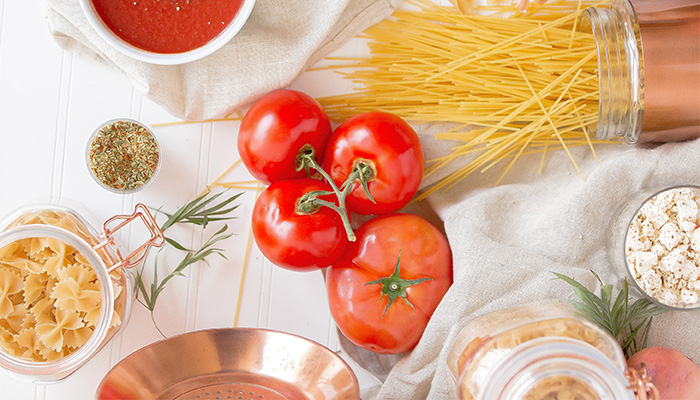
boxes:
[0,202,164,383]
[583,0,700,144]
[447,300,658,400]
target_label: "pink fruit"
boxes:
[627,346,700,400]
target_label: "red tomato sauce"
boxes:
[91,0,245,54]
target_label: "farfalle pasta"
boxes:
[0,209,125,362]
[0,269,23,319]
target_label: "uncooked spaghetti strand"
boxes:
[517,64,585,180]
[433,10,584,79]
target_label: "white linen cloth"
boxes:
[45,0,401,120]
[354,132,700,398]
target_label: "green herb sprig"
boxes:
[553,271,668,358]
[136,191,242,336]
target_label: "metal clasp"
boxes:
[94,203,165,272]
[626,367,660,400]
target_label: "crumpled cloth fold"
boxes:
[364,134,700,399]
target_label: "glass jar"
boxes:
[583,0,700,144]
[86,118,161,194]
[609,185,700,310]
[0,203,164,382]
[447,300,649,400]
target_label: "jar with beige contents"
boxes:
[448,300,656,400]
[0,203,164,382]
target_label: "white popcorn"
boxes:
[659,221,682,250]
[625,187,700,308]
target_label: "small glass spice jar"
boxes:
[86,118,161,194]
[609,185,700,310]
[447,300,654,400]
[583,0,700,144]
[0,202,164,382]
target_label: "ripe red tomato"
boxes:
[326,214,452,354]
[323,112,424,215]
[252,178,348,272]
[238,89,332,185]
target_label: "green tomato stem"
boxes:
[311,198,356,242]
[296,151,357,242]
[364,251,432,317]
[295,148,379,243]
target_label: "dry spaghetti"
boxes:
[318,0,611,200]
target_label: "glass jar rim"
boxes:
[0,224,115,381]
[483,336,634,400]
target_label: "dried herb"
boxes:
[88,120,159,191]
[553,271,668,358]
[136,190,242,335]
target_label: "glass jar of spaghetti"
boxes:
[447,300,654,400]
[0,203,164,382]
[583,0,700,144]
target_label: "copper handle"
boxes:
[94,203,165,272]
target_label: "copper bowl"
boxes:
[97,328,360,400]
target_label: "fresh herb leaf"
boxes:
[158,191,242,231]
[135,191,240,336]
[553,271,667,358]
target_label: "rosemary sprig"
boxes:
[158,190,242,231]
[135,191,241,336]
[553,271,668,358]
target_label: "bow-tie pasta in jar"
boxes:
[0,203,163,382]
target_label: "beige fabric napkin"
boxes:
[46,0,401,120]
[357,132,700,398]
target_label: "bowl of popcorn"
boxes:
[612,185,700,310]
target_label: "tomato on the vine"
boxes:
[252,178,349,271]
[238,89,332,185]
[326,214,452,354]
[322,112,424,215]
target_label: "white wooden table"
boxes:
[0,1,449,397]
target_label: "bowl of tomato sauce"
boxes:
[79,0,255,65]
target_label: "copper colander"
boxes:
[97,328,360,400]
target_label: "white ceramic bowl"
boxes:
[78,0,256,65]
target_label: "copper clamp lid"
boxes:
[93,203,165,272]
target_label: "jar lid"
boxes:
[483,337,635,400]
